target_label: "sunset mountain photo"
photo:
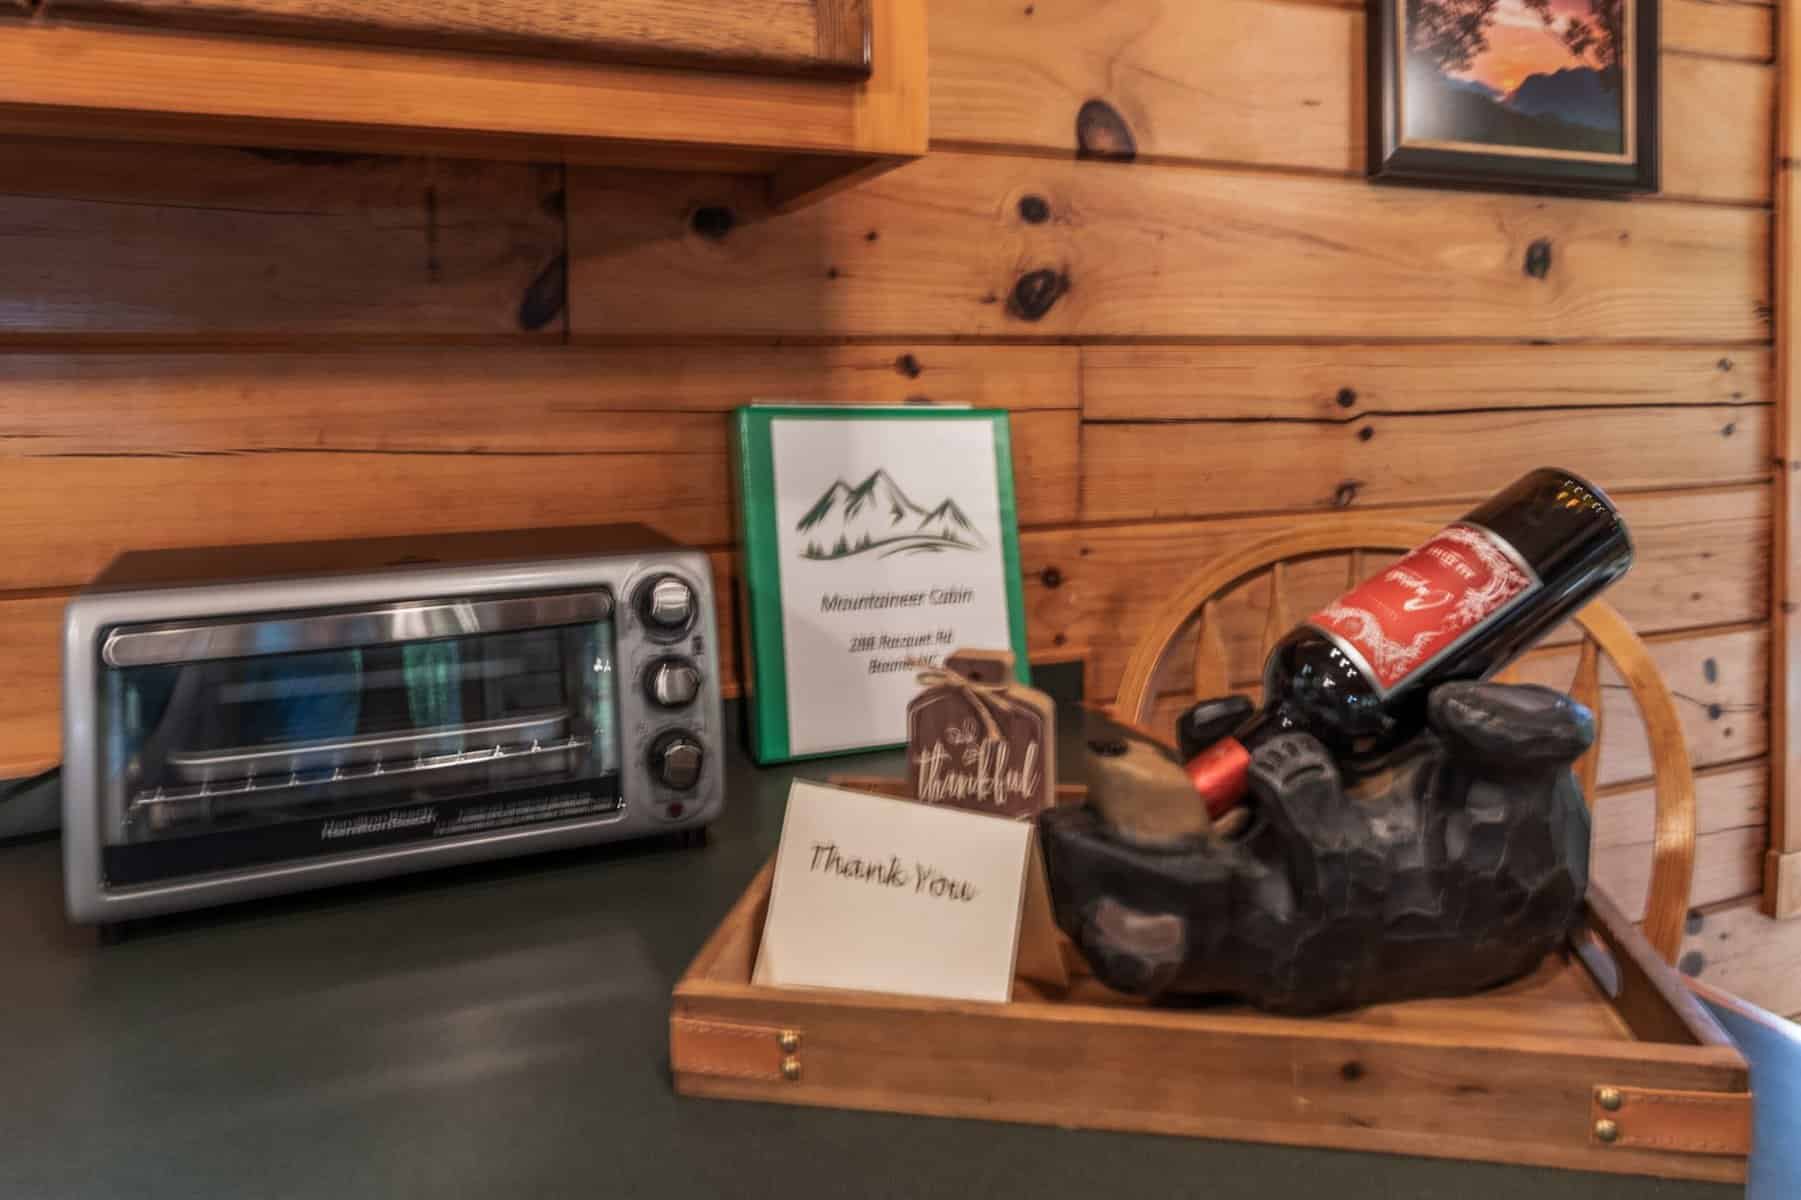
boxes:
[795,470,984,560]
[1403,0,1627,157]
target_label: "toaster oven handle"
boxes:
[103,591,614,668]
[162,709,574,784]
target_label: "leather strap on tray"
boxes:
[1590,1086,1751,1156]
[671,1018,801,1083]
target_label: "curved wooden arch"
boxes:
[1111,517,1697,964]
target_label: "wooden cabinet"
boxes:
[0,0,922,208]
[41,0,872,78]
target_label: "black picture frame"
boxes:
[1369,0,1658,196]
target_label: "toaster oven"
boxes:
[62,525,723,923]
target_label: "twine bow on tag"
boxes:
[913,663,1015,742]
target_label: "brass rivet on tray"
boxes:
[778,1030,801,1053]
[1595,1119,1619,1144]
[781,1055,802,1082]
[1597,1087,1623,1112]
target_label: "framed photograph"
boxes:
[1369,0,1657,194]
[733,406,1029,764]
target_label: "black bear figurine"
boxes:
[1038,682,1593,1015]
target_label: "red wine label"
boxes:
[1308,522,1540,696]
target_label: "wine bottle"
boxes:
[1184,468,1633,818]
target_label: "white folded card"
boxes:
[753,780,1034,1004]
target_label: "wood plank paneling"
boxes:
[0,594,63,777]
[0,716,57,780]
[0,140,566,341]
[1661,54,1778,205]
[0,344,1077,445]
[0,400,1077,596]
[1681,896,1801,1014]
[1513,626,1769,787]
[1596,825,1765,922]
[1593,763,1769,921]
[1596,764,1770,851]
[567,154,1769,341]
[1,448,741,574]
[1029,487,1771,704]
[930,0,1361,173]
[1083,345,1770,421]
[1663,0,1775,62]
[927,0,1772,203]
[1082,407,1769,522]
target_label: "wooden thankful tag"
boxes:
[907,651,1057,819]
[944,648,1017,686]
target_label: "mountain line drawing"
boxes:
[795,469,985,560]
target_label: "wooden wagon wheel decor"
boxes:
[1110,517,1698,964]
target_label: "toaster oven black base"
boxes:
[101,774,625,887]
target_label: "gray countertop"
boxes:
[0,710,1739,1199]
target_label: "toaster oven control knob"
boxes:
[645,658,702,709]
[637,575,696,636]
[649,731,705,791]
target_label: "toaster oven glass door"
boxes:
[97,592,622,886]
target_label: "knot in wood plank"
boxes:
[690,206,736,240]
[1523,238,1554,280]
[1075,99,1137,162]
[517,253,567,332]
[1009,269,1070,321]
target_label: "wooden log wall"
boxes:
[0,0,1789,1012]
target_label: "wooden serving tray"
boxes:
[672,865,1752,1183]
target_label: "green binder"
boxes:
[733,406,1029,764]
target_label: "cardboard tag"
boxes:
[754,781,1034,1004]
[906,651,1057,819]
[945,648,1017,685]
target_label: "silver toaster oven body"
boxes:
[62,525,723,923]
